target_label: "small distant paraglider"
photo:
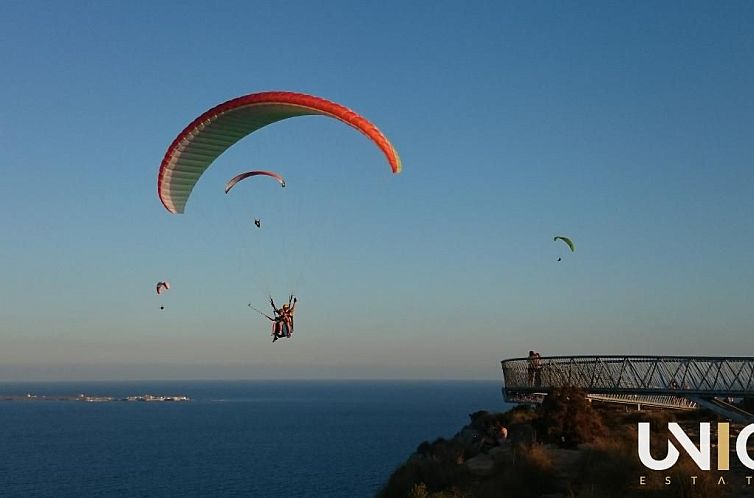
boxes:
[553,236,574,262]
[225,171,285,230]
[224,170,286,194]
[156,281,170,310]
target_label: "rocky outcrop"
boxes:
[378,391,606,498]
[464,454,495,477]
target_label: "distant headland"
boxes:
[1,393,190,402]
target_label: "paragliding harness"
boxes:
[270,295,295,341]
[249,295,296,342]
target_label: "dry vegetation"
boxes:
[378,388,743,498]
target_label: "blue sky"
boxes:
[1,1,752,380]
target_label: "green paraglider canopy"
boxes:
[553,236,575,252]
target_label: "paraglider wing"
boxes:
[158,91,402,214]
[156,281,170,295]
[224,170,286,194]
[553,236,575,252]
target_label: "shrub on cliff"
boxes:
[406,482,468,498]
[500,405,538,426]
[378,438,471,498]
[535,386,606,447]
[462,443,558,498]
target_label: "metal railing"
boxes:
[586,394,696,410]
[501,355,754,401]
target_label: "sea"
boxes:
[0,380,509,497]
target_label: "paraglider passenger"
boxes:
[268,298,283,341]
[264,313,285,342]
[268,296,296,341]
[280,295,297,338]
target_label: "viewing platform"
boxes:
[501,355,754,421]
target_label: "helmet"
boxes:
[282,304,289,309]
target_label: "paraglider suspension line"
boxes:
[248,303,273,320]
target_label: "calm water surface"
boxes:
[0,380,508,497]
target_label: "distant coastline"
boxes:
[1,393,190,402]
